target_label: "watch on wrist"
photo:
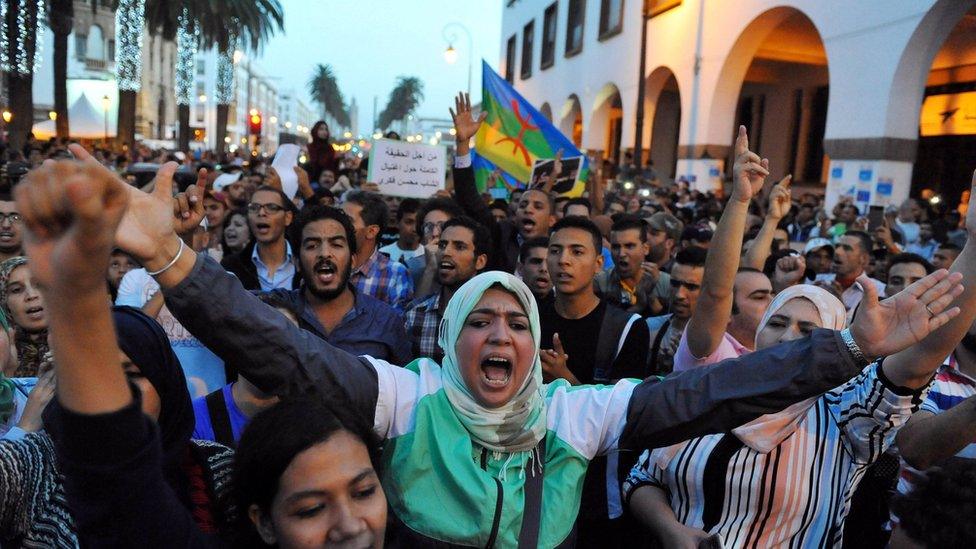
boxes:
[840,328,871,367]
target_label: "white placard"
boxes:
[367,138,446,198]
[271,144,301,199]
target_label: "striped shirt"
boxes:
[896,354,976,497]
[624,363,928,548]
[351,248,414,312]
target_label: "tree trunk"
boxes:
[7,74,33,153]
[177,103,190,152]
[49,3,73,139]
[215,103,229,156]
[117,90,137,155]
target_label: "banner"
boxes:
[367,138,447,198]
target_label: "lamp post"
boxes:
[102,95,111,146]
[442,22,473,97]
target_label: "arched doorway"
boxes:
[710,8,829,188]
[590,83,623,165]
[911,4,976,210]
[643,66,681,182]
[539,102,553,122]
[559,94,583,148]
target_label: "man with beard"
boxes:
[267,205,410,363]
[596,215,670,316]
[450,93,556,273]
[0,193,23,262]
[403,216,489,362]
[644,212,682,272]
[221,186,301,291]
[517,237,552,306]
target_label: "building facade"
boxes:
[33,0,178,144]
[278,88,315,145]
[500,0,976,210]
[192,49,280,154]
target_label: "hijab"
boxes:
[654,284,849,466]
[437,271,547,454]
[732,284,848,452]
[0,257,49,377]
[754,284,847,346]
[111,306,195,482]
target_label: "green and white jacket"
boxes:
[166,255,868,548]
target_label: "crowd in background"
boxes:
[0,91,971,548]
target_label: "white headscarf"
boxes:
[755,284,848,348]
[438,271,547,454]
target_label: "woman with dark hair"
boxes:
[220,208,251,257]
[234,396,386,547]
[305,121,338,184]
[0,257,48,377]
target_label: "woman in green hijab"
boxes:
[35,149,965,547]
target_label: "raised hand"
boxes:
[67,144,183,267]
[540,333,579,384]
[17,159,128,294]
[773,254,806,289]
[295,166,313,198]
[851,270,963,359]
[731,126,769,203]
[449,92,487,149]
[265,166,283,191]
[766,175,792,220]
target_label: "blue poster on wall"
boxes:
[876,178,893,196]
[856,190,871,203]
[831,166,843,179]
[859,168,873,182]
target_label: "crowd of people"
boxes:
[0,90,973,548]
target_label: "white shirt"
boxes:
[815,273,886,321]
[380,242,425,265]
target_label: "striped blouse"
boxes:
[624,363,928,548]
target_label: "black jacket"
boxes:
[220,240,301,291]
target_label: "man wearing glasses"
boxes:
[0,192,23,262]
[645,247,707,376]
[221,186,300,291]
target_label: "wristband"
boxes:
[146,238,186,277]
[840,328,871,367]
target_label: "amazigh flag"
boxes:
[474,60,588,197]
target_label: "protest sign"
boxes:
[367,138,446,198]
[271,144,301,198]
[529,155,583,196]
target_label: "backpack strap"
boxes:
[517,436,547,549]
[205,388,236,448]
[593,304,641,383]
[649,316,673,375]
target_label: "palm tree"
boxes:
[4,0,45,152]
[307,64,350,129]
[112,0,283,153]
[48,0,74,139]
[377,76,424,131]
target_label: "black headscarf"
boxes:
[45,306,195,500]
[111,306,194,476]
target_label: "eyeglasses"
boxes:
[0,213,21,224]
[669,278,701,292]
[247,202,286,214]
[422,221,446,234]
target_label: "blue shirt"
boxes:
[266,285,413,364]
[251,241,296,291]
[192,384,249,444]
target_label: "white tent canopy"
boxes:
[32,93,116,139]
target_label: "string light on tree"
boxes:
[175,8,198,106]
[115,0,147,91]
[215,29,237,105]
[0,0,45,75]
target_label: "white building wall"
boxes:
[501,0,976,208]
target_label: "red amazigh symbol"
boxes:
[494,100,538,166]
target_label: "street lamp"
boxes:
[442,22,473,97]
[102,95,110,145]
[1,111,11,123]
